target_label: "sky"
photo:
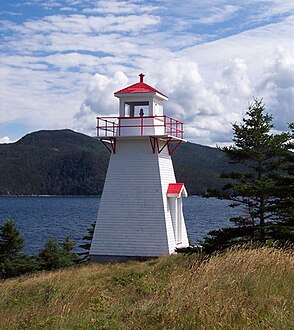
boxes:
[0,0,294,146]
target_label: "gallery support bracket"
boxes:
[149,137,183,156]
[99,136,182,156]
[100,138,116,154]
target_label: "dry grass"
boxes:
[0,247,293,329]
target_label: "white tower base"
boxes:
[90,137,189,262]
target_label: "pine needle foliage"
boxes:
[0,219,24,260]
[269,123,294,224]
[0,220,39,279]
[37,237,80,271]
[204,98,293,252]
[0,220,81,279]
[79,221,96,261]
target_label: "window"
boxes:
[124,103,130,117]
[124,101,149,117]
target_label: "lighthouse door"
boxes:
[168,197,183,244]
[176,198,183,243]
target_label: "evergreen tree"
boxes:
[0,219,38,279]
[0,220,81,278]
[0,219,24,261]
[79,221,95,261]
[203,99,293,252]
[266,123,294,242]
[37,237,80,271]
[61,236,76,252]
[0,254,39,279]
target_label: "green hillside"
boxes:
[0,129,232,195]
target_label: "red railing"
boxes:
[96,115,184,139]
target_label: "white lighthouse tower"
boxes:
[90,74,189,262]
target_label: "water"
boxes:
[0,196,241,255]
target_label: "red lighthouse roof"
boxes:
[114,73,167,98]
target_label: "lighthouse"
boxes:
[90,74,189,262]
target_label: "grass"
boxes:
[0,246,293,329]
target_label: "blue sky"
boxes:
[0,0,294,145]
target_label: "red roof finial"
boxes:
[139,73,145,83]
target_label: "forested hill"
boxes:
[0,129,233,195]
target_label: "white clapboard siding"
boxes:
[90,138,188,261]
[157,145,178,254]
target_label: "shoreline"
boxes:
[0,194,202,198]
[0,194,101,198]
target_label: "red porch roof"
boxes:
[167,183,187,197]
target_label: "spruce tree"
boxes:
[0,219,39,279]
[0,219,24,261]
[267,123,294,237]
[37,237,80,270]
[79,221,95,261]
[203,98,293,252]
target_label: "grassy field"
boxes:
[0,247,293,329]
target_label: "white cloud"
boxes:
[74,71,128,133]
[82,1,159,15]
[180,17,294,130]
[3,13,162,57]
[154,59,225,119]
[245,0,294,22]
[0,62,89,129]
[73,28,294,146]
[195,5,238,24]
[0,11,22,16]
[257,47,294,129]
[40,1,62,10]
[1,0,294,146]
[75,61,229,145]
[12,13,160,35]
[215,58,253,100]
[60,7,75,12]
[40,53,123,72]
[0,136,11,144]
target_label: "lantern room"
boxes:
[96,73,184,151]
[115,73,168,118]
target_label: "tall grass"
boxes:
[0,247,293,329]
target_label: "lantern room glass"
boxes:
[124,101,149,117]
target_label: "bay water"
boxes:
[0,196,241,255]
